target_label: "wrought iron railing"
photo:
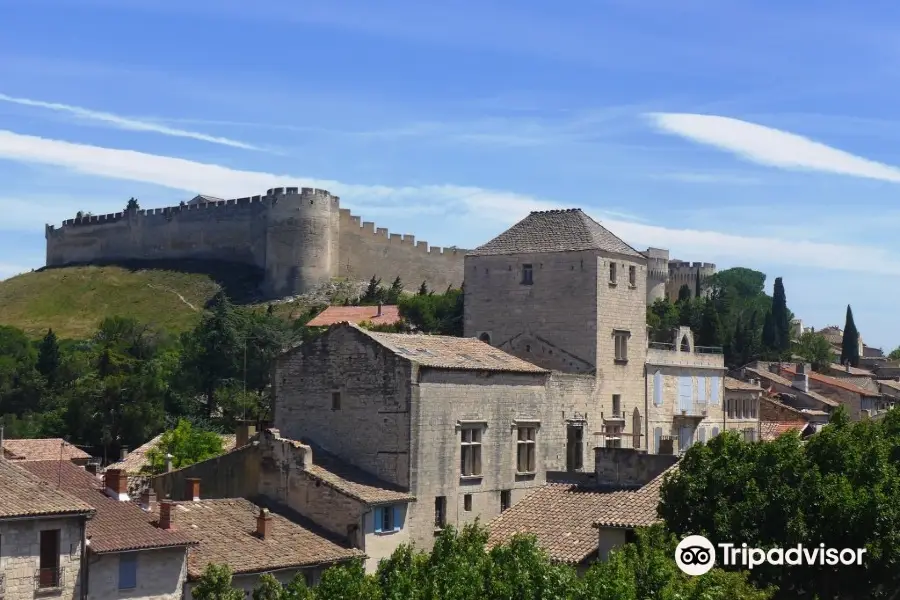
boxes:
[34,567,64,590]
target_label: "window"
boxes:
[654,427,662,453]
[118,552,137,590]
[434,497,446,529]
[613,330,629,362]
[566,424,584,471]
[678,376,692,413]
[500,490,511,512]
[612,394,621,416]
[678,426,694,452]
[712,427,720,437]
[38,529,61,589]
[609,262,617,284]
[460,427,483,476]
[653,371,663,406]
[516,426,536,473]
[521,264,533,285]
[751,398,758,418]
[699,427,706,444]
[374,506,404,533]
[331,391,341,410]
[727,398,734,419]
[698,376,707,404]
[628,265,636,287]
[606,424,623,448]
[463,494,472,511]
[710,376,720,405]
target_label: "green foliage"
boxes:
[678,284,691,302]
[126,197,140,211]
[889,346,900,361]
[659,410,900,598]
[192,564,244,600]
[253,574,287,600]
[841,304,861,368]
[36,328,61,385]
[398,287,463,336]
[145,418,223,472]
[417,281,429,296]
[794,331,835,371]
[771,277,791,353]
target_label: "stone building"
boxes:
[645,328,728,454]
[723,377,763,442]
[272,322,604,555]
[643,248,716,305]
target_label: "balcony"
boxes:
[674,407,707,421]
[34,567,64,591]
[648,342,723,354]
[603,412,626,422]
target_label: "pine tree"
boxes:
[36,328,61,386]
[772,277,790,352]
[841,304,861,368]
[418,281,428,296]
[697,299,722,348]
[126,197,140,211]
[385,276,403,304]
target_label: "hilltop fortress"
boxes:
[44,186,714,301]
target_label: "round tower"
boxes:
[644,247,669,305]
[263,186,340,297]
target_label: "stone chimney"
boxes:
[120,446,129,461]
[165,453,173,472]
[235,421,257,448]
[256,507,272,539]
[846,363,851,373]
[185,478,200,501]
[792,370,809,394]
[140,488,157,512]
[158,498,174,530]
[104,468,129,501]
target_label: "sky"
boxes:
[0,0,899,349]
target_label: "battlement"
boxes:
[338,208,466,257]
[669,260,716,271]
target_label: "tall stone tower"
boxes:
[263,187,340,297]
[644,247,669,306]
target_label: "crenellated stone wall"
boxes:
[45,187,467,298]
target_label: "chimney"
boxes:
[377,303,383,317]
[846,363,851,373]
[165,453,173,472]
[159,498,174,530]
[104,468,129,501]
[140,488,157,512]
[256,507,272,539]
[120,446,129,461]
[792,373,809,394]
[185,478,200,501]
[235,421,257,448]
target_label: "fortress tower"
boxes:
[644,247,670,305]
[44,187,465,298]
[665,260,716,300]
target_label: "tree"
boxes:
[889,346,900,361]
[384,276,404,304]
[418,281,429,296]
[841,305,860,368]
[398,288,463,336]
[678,284,691,302]
[794,331,834,371]
[697,299,723,348]
[771,278,790,353]
[761,311,777,355]
[646,299,680,343]
[126,197,140,211]
[192,564,244,600]
[36,328,61,386]
[253,574,286,600]
[145,419,223,472]
[360,276,383,305]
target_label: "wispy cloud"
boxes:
[0,93,261,150]
[646,113,900,183]
[1,129,899,276]
[653,172,761,185]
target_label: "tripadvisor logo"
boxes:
[675,535,866,576]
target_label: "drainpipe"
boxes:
[80,518,89,600]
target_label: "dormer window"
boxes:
[521,264,533,285]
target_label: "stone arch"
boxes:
[632,407,642,449]
[478,332,491,344]
[679,334,690,352]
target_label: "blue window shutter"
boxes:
[653,427,661,453]
[712,426,719,437]
[118,553,137,589]
[653,371,663,406]
[374,508,383,533]
[711,376,720,405]
[393,505,404,531]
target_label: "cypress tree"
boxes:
[841,305,861,367]
[771,277,790,352]
[695,273,702,298]
[697,299,722,348]
[762,310,777,353]
[36,328,61,386]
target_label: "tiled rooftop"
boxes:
[307,305,402,327]
[781,365,879,397]
[468,209,644,258]
[105,433,238,475]
[724,377,761,391]
[759,421,807,442]
[0,459,94,519]
[829,363,873,376]
[355,324,548,373]
[487,468,671,564]
[153,498,364,579]
[743,367,839,408]
[20,461,196,554]
[2,438,91,461]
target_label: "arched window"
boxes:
[680,335,691,352]
[478,332,491,344]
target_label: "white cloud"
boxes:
[654,172,760,185]
[647,113,900,182]
[0,93,260,150]
[0,128,899,276]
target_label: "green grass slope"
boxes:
[0,260,265,339]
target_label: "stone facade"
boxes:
[273,324,601,554]
[0,516,87,600]
[87,548,186,600]
[645,328,727,453]
[45,187,465,298]
[723,383,762,442]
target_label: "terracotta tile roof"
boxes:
[0,459,94,519]
[759,421,806,442]
[303,444,415,505]
[353,324,547,373]
[781,365,879,397]
[487,468,671,564]
[152,498,364,579]
[724,377,761,391]
[833,376,879,394]
[468,208,644,258]
[877,380,900,393]
[744,368,839,408]
[19,461,196,553]
[829,363,873,376]
[307,305,402,327]
[2,438,91,461]
[105,434,237,475]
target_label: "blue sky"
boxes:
[1,0,899,349]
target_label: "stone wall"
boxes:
[87,548,187,600]
[592,447,678,488]
[759,397,808,422]
[0,516,86,600]
[153,445,262,502]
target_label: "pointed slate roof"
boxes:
[469,209,644,258]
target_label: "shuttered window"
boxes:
[710,376,720,405]
[678,376,692,412]
[653,371,663,406]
